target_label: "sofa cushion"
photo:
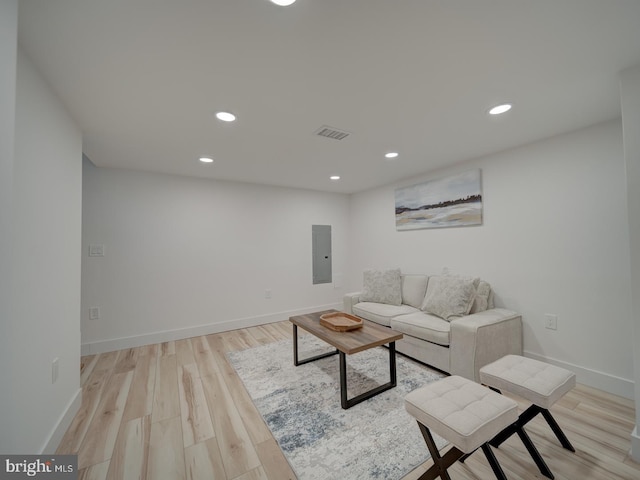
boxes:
[391,312,451,346]
[359,268,402,306]
[470,280,491,314]
[421,275,477,320]
[401,274,429,308]
[353,302,419,327]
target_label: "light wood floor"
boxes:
[57,321,640,480]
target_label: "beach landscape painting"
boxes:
[395,169,483,230]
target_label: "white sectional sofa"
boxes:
[343,270,522,382]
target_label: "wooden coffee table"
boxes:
[289,309,403,409]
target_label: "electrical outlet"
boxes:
[545,314,558,330]
[265,289,272,299]
[52,358,59,384]
[89,307,101,320]
[89,244,105,257]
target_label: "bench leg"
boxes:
[491,403,539,447]
[487,405,554,479]
[481,444,508,480]
[541,408,576,452]
[491,404,574,453]
[515,425,554,479]
[458,451,472,463]
[416,422,510,480]
[416,422,461,480]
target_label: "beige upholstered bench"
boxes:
[404,375,518,480]
[479,355,576,480]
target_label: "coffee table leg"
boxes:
[292,323,338,366]
[293,324,299,365]
[340,342,398,410]
[390,341,397,387]
[340,352,348,409]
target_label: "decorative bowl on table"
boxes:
[319,312,364,332]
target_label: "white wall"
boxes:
[0,46,83,453]
[348,120,634,398]
[81,163,350,353]
[0,0,18,451]
[620,64,640,460]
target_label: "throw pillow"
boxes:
[359,268,402,306]
[421,275,477,320]
[470,280,492,314]
[488,289,495,309]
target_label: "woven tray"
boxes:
[319,312,364,332]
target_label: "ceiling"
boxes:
[17,0,640,194]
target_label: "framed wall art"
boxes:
[395,169,483,230]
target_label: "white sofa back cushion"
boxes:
[421,275,478,320]
[360,268,402,306]
[401,274,429,308]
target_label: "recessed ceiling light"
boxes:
[199,156,214,163]
[270,0,296,6]
[385,152,399,159]
[215,111,236,122]
[489,103,512,115]
[330,175,340,180]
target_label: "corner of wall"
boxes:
[41,389,82,454]
[631,427,640,462]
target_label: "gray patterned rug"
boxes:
[228,335,447,479]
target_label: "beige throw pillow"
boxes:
[470,280,492,314]
[359,268,402,306]
[421,275,477,320]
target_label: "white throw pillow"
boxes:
[470,280,491,314]
[360,268,402,306]
[421,275,477,320]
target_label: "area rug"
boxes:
[227,335,447,480]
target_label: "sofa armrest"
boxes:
[450,308,522,382]
[343,292,362,314]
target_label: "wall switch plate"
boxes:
[89,307,101,320]
[52,358,59,384]
[545,313,558,330]
[89,244,105,257]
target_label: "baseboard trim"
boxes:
[81,303,343,355]
[41,388,82,454]
[524,350,634,400]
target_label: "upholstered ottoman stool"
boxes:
[479,355,576,479]
[405,375,518,480]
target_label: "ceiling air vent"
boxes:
[314,125,351,141]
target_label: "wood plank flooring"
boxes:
[58,321,640,479]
